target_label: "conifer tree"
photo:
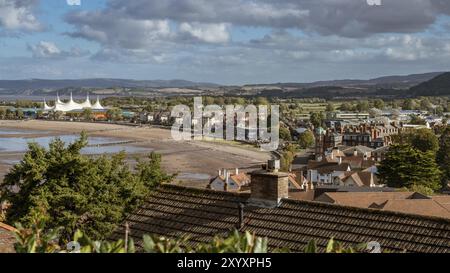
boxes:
[378,144,442,192]
[0,132,172,241]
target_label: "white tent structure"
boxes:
[43,93,104,112]
[43,98,54,111]
[56,92,63,104]
[80,94,92,108]
[92,96,104,110]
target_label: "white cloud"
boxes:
[27,41,88,59]
[179,22,230,43]
[65,11,172,49]
[105,0,450,37]
[0,0,42,32]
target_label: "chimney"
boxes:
[224,170,230,192]
[235,168,239,175]
[218,169,222,176]
[237,203,245,229]
[249,160,289,208]
[299,170,305,188]
[306,180,314,192]
[353,149,358,157]
[338,157,342,165]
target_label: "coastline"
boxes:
[0,120,271,187]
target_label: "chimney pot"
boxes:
[267,160,280,172]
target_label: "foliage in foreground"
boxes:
[13,213,373,253]
[1,133,172,242]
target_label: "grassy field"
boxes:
[282,102,342,120]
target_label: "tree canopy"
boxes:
[396,128,439,153]
[437,126,450,188]
[279,126,292,141]
[378,144,442,192]
[309,112,325,128]
[298,131,315,149]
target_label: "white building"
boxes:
[44,93,104,112]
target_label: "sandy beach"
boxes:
[0,120,271,187]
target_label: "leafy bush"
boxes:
[12,213,371,253]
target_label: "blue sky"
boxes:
[1,0,450,85]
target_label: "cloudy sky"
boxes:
[1,0,450,84]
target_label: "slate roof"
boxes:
[112,184,450,253]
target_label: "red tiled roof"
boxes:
[376,199,450,219]
[316,192,418,208]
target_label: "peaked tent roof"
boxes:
[80,93,92,108]
[92,96,104,110]
[44,93,103,112]
[43,99,54,111]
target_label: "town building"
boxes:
[302,148,378,187]
[208,169,251,192]
[334,112,370,121]
[315,123,398,154]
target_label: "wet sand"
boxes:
[0,120,271,187]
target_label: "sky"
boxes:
[1,0,450,85]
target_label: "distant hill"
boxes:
[0,72,446,98]
[0,78,219,92]
[236,72,446,99]
[410,72,450,96]
[245,72,444,89]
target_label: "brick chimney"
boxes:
[224,170,230,192]
[249,160,289,208]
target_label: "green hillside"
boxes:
[410,72,450,96]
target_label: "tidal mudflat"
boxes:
[0,120,271,187]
